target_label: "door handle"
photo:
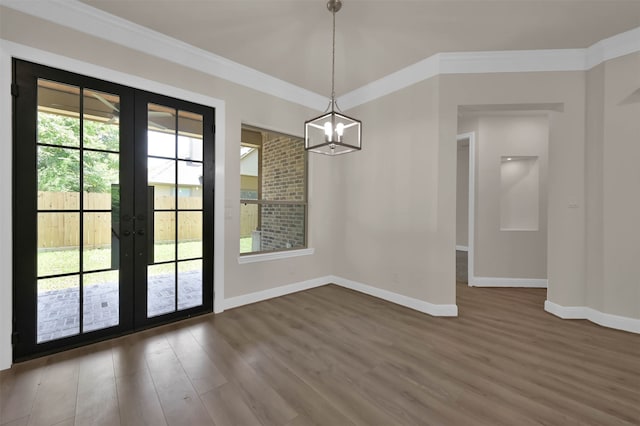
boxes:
[137,229,145,236]
[122,230,131,237]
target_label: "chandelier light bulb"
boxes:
[324,122,333,140]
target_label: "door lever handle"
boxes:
[122,230,131,237]
[137,229,145,236]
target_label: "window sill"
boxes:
[238,248,315,264]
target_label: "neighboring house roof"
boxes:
[148,158,202,186]
[148,130,203,186]
[240,148,258,177]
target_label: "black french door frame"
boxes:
[12,59,214,361]
[132,90,215,329]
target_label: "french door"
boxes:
[12,60,214,360]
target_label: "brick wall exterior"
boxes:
[260,134,306,251]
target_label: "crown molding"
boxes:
[339,27,640,110]
[2,0,638,112]
[0,0,329,111]
[586,25,640,69]
[338,48,588,110]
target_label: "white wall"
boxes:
[332,76,454,305]
[474,115,548,279]
[577,52,640,330]
[440,72,586,305]
[500,157,540,231]
[456,142,469,248]
[598,53,640,319]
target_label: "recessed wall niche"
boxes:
[500,156,539,231]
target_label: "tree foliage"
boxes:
[37,113,119,193]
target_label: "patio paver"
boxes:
[36,270,203,343]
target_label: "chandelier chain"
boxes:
[331,5,336,108]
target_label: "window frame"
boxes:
[239,125,308,256]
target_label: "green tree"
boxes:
[37,113,119,193]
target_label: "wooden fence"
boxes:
[37,191,203,249]
[38,192,260,247]
[240,203,258,238]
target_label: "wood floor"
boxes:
[1,283,639,426]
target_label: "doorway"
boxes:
[12,60,214,360]
[456,132,475,287]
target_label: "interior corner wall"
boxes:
[585,64,605,313]
[600,53,640,319]
[440,71,587,306]
[333,76,456,305]
[473,115,548,279]
[456,143,469,248]
[0,7,335,370]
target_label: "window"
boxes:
[240,126,307,254]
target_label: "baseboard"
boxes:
[222,275,458,317]
[223,276,330,310]
[470,277,548,288]
[544,300,640,334]
[455,245,469,252]
[329,276,458,317]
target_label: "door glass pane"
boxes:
[38,80,80,148]
[83,89,120,152]
[153,212,175,263]
[37,212,80,276]
[177,111,203,161]
[148,158,175,210]
[148,104,176,158]
[83,270,119,332]
[83,151,119,209]
[178,211,202,260]
[37,146,80,210]
[178,259,202,310]
[148,264,175,318]
[178,160,203,209]
[37,275,79,343]
[83,212,116,272]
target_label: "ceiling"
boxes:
[74,1,640,96]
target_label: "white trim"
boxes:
[0,40,227,368]
[455,245,468,252]
[543,300,587,319]
[2,1,638,112]
[339,29,640,110]
[0,0,328,112]
[470,277,548,288]
[223,276,330,310]
[222,275,458,317]
[439,49,587,74]
[457,132,476,288]
[0,40,13,371]
[339,49,587,110]
[238,248,315,264]
[586,26,640,69]
[213,98,226,314]
[330,276,458,317]
[338,55,440,111]
[545,301,640,334]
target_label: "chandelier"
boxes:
[304,0,362,155]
